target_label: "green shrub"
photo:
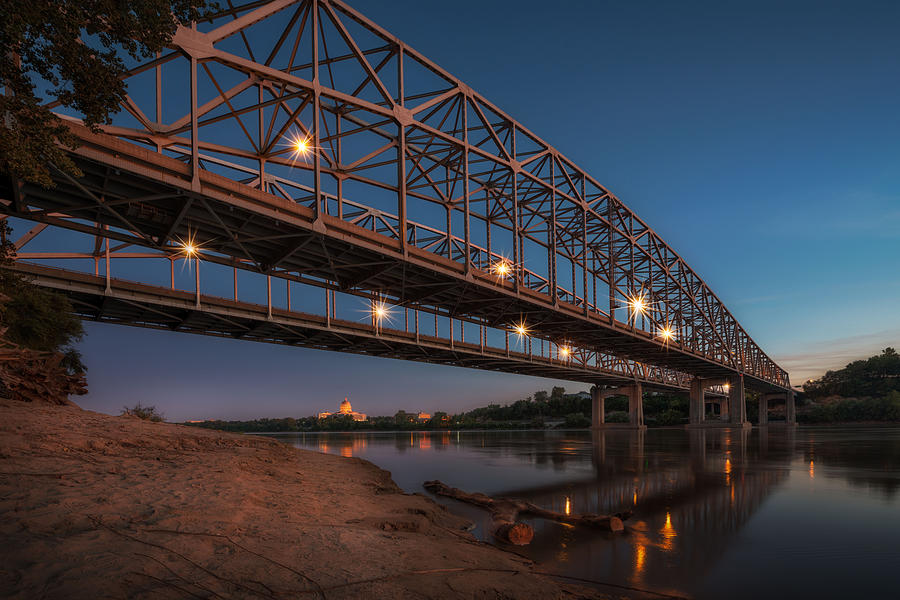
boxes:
[655,409,685,426]
[122,403,165,422]
[606,410,629,423]
[564,412,591,428]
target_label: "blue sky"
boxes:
[71,0,899,420]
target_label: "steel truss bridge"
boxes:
[1,0,790,401]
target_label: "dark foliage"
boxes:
[803,348,900,399]
[122,402,165,422]
[799,391,900,424]
[0,222,85,373]
[1,0,218,187]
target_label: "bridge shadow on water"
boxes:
[272,426,900,600]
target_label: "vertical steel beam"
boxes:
[194,258,200,308]
[266,274,272,319]
[549,156,557,304]
[190,55,199,190]
[607,198,616,323]
[462,93,471,272]
[258,83,265,193]
[104,226,110,292]
[312,0,322,217]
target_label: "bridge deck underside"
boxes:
[3,139,787,393]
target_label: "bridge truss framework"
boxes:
[1,0,790,406]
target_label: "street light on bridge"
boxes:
[511,319,530,339]
[371,299,392,324]
[656,324,676,346]
[627,291,651,318]
[491,258,513,279]
[285,130,314,164]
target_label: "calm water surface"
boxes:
[268,426,900,599]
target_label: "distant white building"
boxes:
[318,397,367,421]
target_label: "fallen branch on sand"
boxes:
[423,480,631,546]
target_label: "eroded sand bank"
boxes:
[0,400,611,599]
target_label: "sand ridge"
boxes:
[0,400,611,599]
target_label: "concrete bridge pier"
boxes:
[728,374,748,426]
[591,384,646,429]
[625,383,644,427]
[689,378,705,425]
[760,391,797,426]
[689,375,749,428]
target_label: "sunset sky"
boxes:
[73,0,899,420]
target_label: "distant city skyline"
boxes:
[70,0,899,421]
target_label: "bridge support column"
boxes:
[720,398,729,421]
[786,391,796,425]
[758,395,769,426]
[624,383,644,427]
[728,374,747,425]
[591,385,605,428]
[690,378,705,425]
[592,385,645,429]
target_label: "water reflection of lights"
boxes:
[634,543,646,574]
[809,460,815,479]
[564,496,571,515]
[659,511,677,552]
[318,437,367,458]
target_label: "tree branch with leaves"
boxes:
[1,0,218,187]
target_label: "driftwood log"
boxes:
[424,480,630,546]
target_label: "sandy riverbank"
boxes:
[0,400,615,599]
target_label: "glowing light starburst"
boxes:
[292,135,311,156]
[174,230,204,263]
[491,258,513,279]
[559,345,571,358]
[723,383,731,393]
[628,291,650,316]
[511,319,530,339]
[370,299,394,327]
[282,129,317,166]
[656,324,676,346]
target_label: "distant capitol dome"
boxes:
[339,398,352,413]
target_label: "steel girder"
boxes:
[0,0,790,391]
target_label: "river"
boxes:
[268,426,900,599]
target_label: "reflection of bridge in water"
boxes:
[490,428,793,596]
